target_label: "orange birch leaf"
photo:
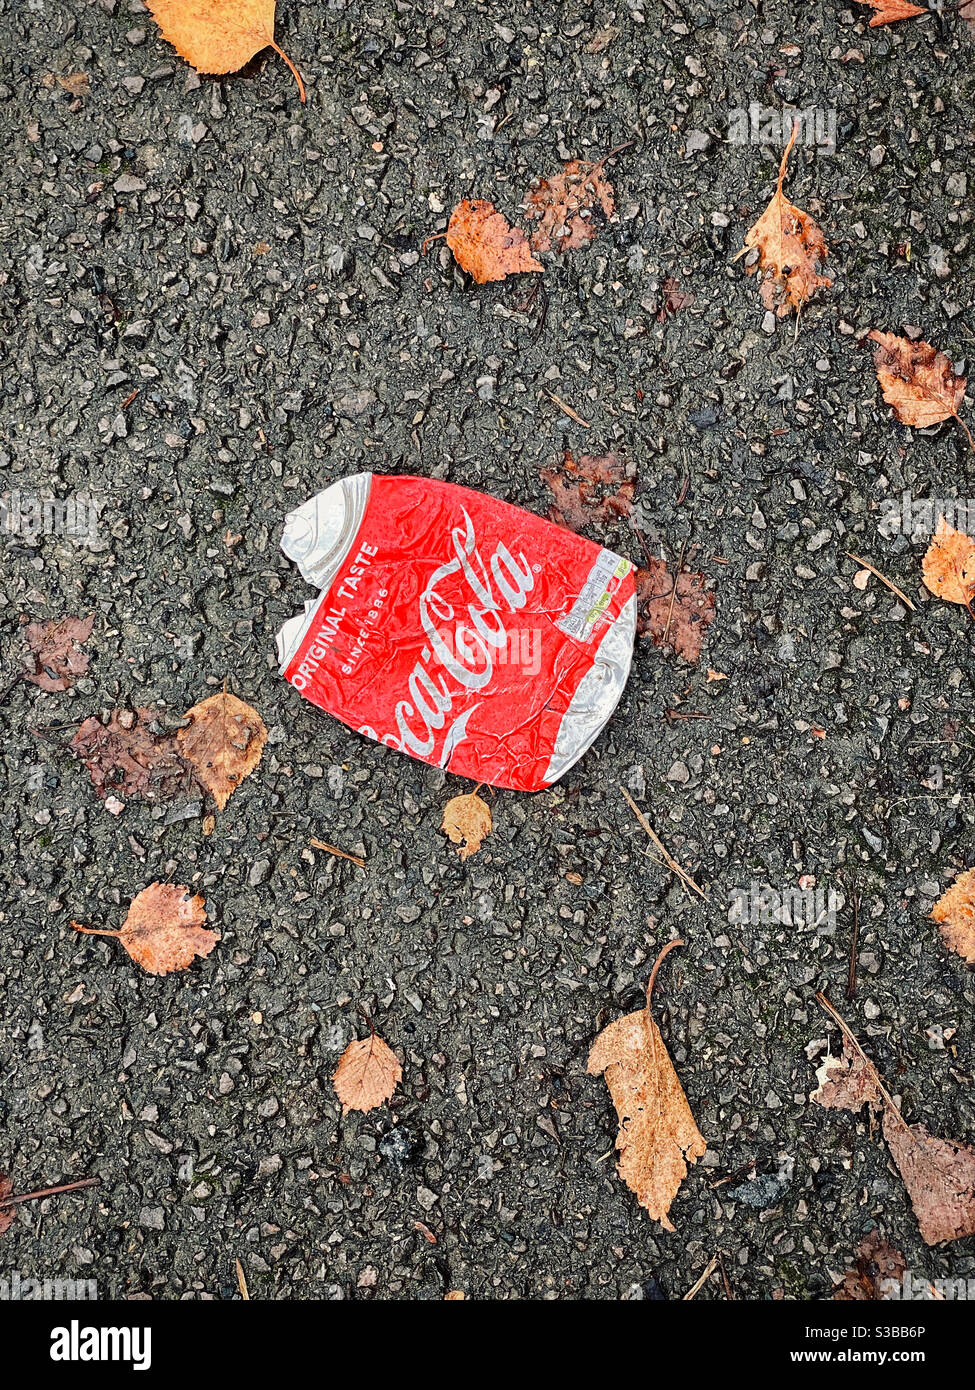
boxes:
[332,1034,402,1115]
[72,883,218,976]
[441,790,492,860]
[445,200,544,284]
[856,0,926,24]
[177,691,268,811]
[921,519,975,606]
[930,868,975,964]
[868,330,974,450]
[742,124,831,319]
[523,159,616,254]
[145,0,306,102]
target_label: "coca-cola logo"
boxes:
[376,508,535,759]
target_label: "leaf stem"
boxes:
[646,938,685,1010]
[269,41,306,103]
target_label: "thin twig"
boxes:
[662,538,687,648]
[0,1175,101,1211]
[683,1254,718,1301]
[619,785,708,901]
[309,839,366,868]
[545,390,590,427]
[235,1258,250,1300]
[846,881,860,1003]
[845,553,916,612]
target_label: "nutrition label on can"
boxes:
[556,551,632,644]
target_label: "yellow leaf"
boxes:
[145,0,305,101]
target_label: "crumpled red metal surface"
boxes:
[276,473,635,792]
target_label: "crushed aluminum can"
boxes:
[276,472,635,792]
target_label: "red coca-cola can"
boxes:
[276,473,635,792]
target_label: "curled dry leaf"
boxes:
[587,942,705,1231]
[811,1038,883,1114]
[523,157,616,254]
[833,1229,907,1301]
[145,0,306,102]
[868,331,973,450]
[332,1033,402,1115]
[856,0,925,23]
[541,450,634,533]
[635,559,716,665]
[921,519,975,606]
[441,790,492,860]
[22,615,93,692]
[930,868,975,964]
[742,124,831,319]
[444,200,543,284]
[812,997,975,1245]
[71,707,197,803]
[72,883,218,977]
[177,691,268,811]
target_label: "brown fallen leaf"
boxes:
[72,883,218,977]
[813,994,975,1246]
[833,1229,907,1300]
[22,615,93,692]
[523,155,617,254]
[441,789,492,860]
[55,72,91,97]
[444,200,543,284]
[635,559,716,665]
[742,123,832,320]
[856,0,925,23]
[541,450,634,532]
[177,691,267,811]
[930,868,975,964]
[332,1032,402,1115]
[868,330,973,450]
[444,1290,466,1300]
[587,940,705,1231]
[921,519,975,607]
[71,707,197,803]
[810,1038,883,1115]
[882,1110,975,1246]
[145,0,305,102]
[657,277,696,321]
